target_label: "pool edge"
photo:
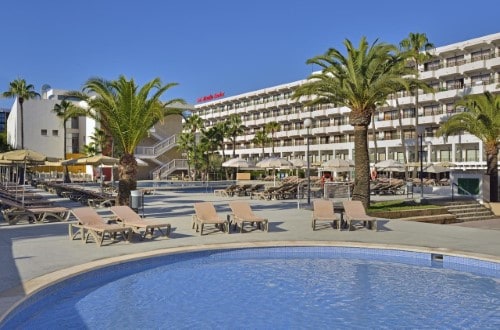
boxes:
[1,240,500,323]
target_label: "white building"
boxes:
[5,88,189,180]
[192,33,500,196]
[6,88,91,159]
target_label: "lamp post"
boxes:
[304,118,313,206]
[419,133,424,200]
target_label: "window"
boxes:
[52,130,58,136]
[41,129,47,136]
[445,55,465,67]
[71,117,79,129]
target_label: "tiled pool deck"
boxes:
[1,188,499,318]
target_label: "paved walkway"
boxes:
[1,187,499,319]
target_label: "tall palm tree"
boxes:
[293,37,415,208]
[437,92,500,202]
[52,99,77,183]
[399,33,434,176]
[2,79,40,149]
[66,76,185,205]
[185,114,203,147]
[252,129,270,159]
[265,121,280,156]
[177,131,195,180]
[224,114,245,158]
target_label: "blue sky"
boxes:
[1,0,498,109]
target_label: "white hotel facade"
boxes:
[192,33,500,178]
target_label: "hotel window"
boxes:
[423,104,440,116]
[52,130,58,136]
[71,117,79,129]
[41,129,47,136]
[320,119,330,127]
[445,78,464,90]
[428,81,440,91]
[424,59,440,71]
[471,49,492,61]
[446,55,465,67]
[471,73,490,85]
[283,123,291,131]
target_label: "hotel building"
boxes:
[190,33,500,188]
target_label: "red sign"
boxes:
[196,91,225,103]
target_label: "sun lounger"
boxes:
[229,201,269,233]
[342,200,378,231]
[110,205,171,239]
[70,207,132,246]
[312,200,340,230]
[192,202,229,235]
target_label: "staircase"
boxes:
[444,200,498,223]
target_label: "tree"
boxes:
[265,121,280,156]
[399,33,434,177]
[177,132,195,180]
[2,78,40,149]
[66,76,185,205]
[293,37,415,208]
[437,92,500,202]
[225,114,245,158]
[52,99,77,183]
[252,129,270,159]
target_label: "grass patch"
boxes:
[368,200,441,212]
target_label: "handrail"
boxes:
[151,159,188,179]
[135,134,177,157]
[451,182,475,201]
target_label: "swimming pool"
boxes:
[1,246,499,329]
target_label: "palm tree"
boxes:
[66,76,185,205]
[252,129,270,159]
[52,99,77,183]
[224,114,245,158]
[399,33,434,176]
[185,114,203,147]
[437,92,500,202]
[293,37,415,208]
[265,121,280,156]
[177,131,195,180]
[2,79,40,149]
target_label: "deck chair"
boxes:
[70,207,132,246]
[342,200,378,231]
[229,201,269,233]
[312,200,340,231]
[111,205,171,239]
[192,202,229,235]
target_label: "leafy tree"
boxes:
[224,114,245,158]
[265,121,280,156]
[437,92,500,202]
[252,129,270,159]
[53,99,79,183]
[293,37,415,208]
[399,33,434,176]
[2,78,40,149]
[66,76,185,205]
[177,131,195,179]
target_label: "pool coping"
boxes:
[1,240,499,323]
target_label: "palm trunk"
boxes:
[485,143,499,202]
[352,124,371,209]
[371,114,378,163]
[396,98,408,180]
[117,153,137,206]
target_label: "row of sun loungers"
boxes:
[312,200,379,231]
[70,206,172,246]
[192,201,269,235]
[0,184,72,225]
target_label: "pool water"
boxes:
[2,247,499,329]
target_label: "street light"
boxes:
[419,132,424,200]
[304,118,313,206]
